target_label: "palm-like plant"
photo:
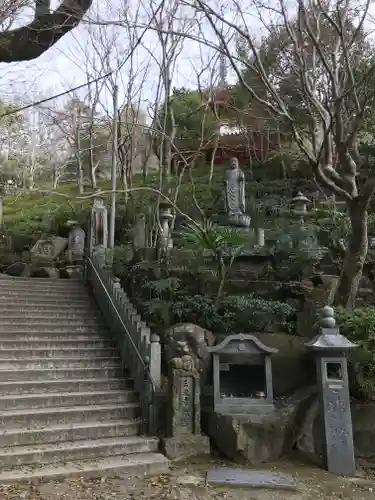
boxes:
[180,219,248,308]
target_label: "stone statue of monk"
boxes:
[223,157,250,227]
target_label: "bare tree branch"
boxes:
[0,0,93,62]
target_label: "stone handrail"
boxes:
[85,250,162,435]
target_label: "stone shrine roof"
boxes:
[208,333,278,354]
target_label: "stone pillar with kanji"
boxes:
[161,354,210,459]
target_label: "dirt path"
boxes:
[1,457,375,500]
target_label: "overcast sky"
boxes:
[0,0,242,117]
[1,0,372,118]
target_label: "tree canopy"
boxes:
[158,87,218,148]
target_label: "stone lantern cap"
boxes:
[291,191,311,206]
[305,305,357,351]
[159,201,174,220]
[66,220,80,226]
[208,334,278,355]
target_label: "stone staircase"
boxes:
[0,276,168,483]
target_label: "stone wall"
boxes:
[255,333,315,397]
[352,402,375,459]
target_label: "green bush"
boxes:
[336,306,375,400]
[171,293,296,335]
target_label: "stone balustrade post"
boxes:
[256,228,265,247]
[150,333,161,388]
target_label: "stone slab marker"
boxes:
[161,354,210,459]
[306,305,357,477]
[206,468,297,490]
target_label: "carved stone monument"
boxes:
[89,191,108,255]
[164,323,215,387]
[161,354,210,459]
[223,157,251,228]
[30,236,68,261]
[67,221,86,263]
[208,334,278,414]
[306,305,357,476]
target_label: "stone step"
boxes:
[0,297,98,314]
[0,348,119,359]
[0,389,137,410]
[0,334,112,343]
[0,326,108,334]
[0,290,90,299]
[0,311,101,319]
[0,291,92,300]
[0,436,158,467]
[0,319,105,328]
[0,419,140,447]
[0,277,83,285]
[0,278,86,286]
[0,284,88,298]
[0,297,93,306]
[0,285,87,291]
[0,357,121,370]
[0,377,132,395]
[0,367,122,382]
[0,452,169,484]
[0,403,140,429]
[0,277,83,284]
[0,318,105,327]
[0,339,116,349]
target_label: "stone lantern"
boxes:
[158,201,174,251]
[291,191,310,220]
[306,305,357,476]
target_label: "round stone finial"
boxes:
[319,305,336,329]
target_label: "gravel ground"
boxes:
[1,456,375,500]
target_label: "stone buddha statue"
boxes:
[223,157,251,227]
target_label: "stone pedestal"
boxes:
[161,434,210,460]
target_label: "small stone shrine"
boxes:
[208,334,278,414]
[161,354,210,459]
[306,305,357,477]
[89,190,108,254]
[223,157,251,228]
[67,221,86,263]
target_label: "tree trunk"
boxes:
[333,200,368,309]
[89,164,97,190]
[76,158,84,195]
[215,255,226,310]
[208,134,219,186]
